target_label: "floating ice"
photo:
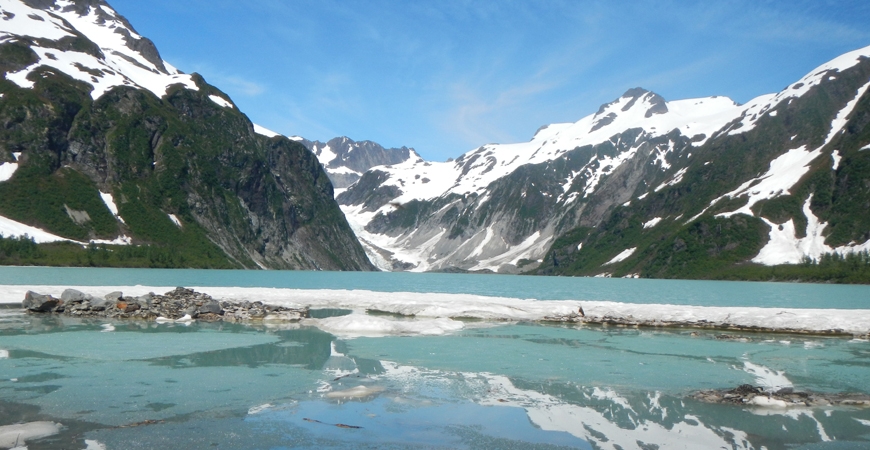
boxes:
[6,285,870,337]
[324,385,385,399]
[741,361,793,391]
[0,421,62,448]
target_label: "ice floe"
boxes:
[0,421,62,449]
[4,285,870,337]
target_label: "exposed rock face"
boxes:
[22,287,309,322]
[300,136,418,189]
[0,0,375,271]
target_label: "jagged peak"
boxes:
[590,88,669,132]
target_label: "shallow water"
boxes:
[2,309,870,449]
[1,270,870,448]
[1,266,869,308]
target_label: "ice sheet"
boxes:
[4,285,869,337]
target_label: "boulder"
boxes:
[133,293,152,308]
[105,291,123,302]
[199,300,222,315]
[89,295,113,311]
[61,289,92,303]
[23,291,60,312]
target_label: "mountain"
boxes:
[332,46,870,277]
[294,136,418,191]
[0,0,374,270]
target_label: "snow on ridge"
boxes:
[253,124,280,138]
[1,0,199,100]
[716,79,870,219]
[728,44,870,137]
[208,95,233,109]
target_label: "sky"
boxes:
[109,0,870,162]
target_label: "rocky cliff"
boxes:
[0,0,374,270]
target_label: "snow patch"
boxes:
[715,146,821,218]
[603,247,637,266]
[0,214,78,244]
[208,94,233,108]
[642,217,662,229]
[654,167,688,192]
[831,150,842,170]
[0,162,18,182]
[168,214,182,228]
[753,194,870,265]
[253,124,280,138]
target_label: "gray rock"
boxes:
[198,300,222,315]
[90,296,113,311]
[134,293,152,307]
[61,289,92,303]
[23,291,60,312]
[105,291,123,302]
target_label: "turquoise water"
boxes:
[1,266,869,308]
[1,269,870,449]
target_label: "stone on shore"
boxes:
[23,291,60,312]
[21,287,308,324]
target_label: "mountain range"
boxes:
[309,48,870,279]
[1,0,868,280]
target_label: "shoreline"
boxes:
[7,285,870,338]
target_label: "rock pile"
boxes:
[22,287,308,323]
[693,384,870,407]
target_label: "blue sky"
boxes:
[110,0,870,161]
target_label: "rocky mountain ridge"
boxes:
[0,0,374,270]
[316,46,870,276]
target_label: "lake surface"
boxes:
[1,268,870,449]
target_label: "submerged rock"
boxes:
[22,287,308,323]
[693,384,870,407]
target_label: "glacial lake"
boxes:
[1,267,870,449]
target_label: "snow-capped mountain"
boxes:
[1,0,197,100]
[294,136,419,192]
[0,0,373,270]
[334,45,870,275]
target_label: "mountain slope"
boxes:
[335,45,870,276]
[0,0,374,270]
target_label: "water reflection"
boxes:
[146,328,336,370]
[1,315,870,449]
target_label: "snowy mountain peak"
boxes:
[1,0,198,99]
[591,87,669,132]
